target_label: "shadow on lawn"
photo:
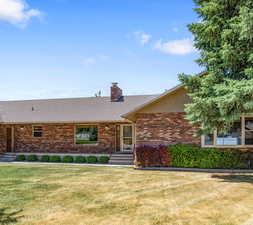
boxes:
[0,208,22,225]
[212,174,253,184]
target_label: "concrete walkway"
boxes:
[0,161,133,167]
[136,167,253,173]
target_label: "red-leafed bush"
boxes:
[134,145,170,167]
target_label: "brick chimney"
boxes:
[111,82,124,102]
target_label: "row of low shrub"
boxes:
[135,144,253,169]
[134,145,170,167]
[168,145,249,169]
[15,155,110,164]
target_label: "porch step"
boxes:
[109,153,134,165]
[0,153,16,162]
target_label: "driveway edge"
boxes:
[135,167,253,173]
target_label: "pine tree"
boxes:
[179,0,253,135]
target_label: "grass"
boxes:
[1,164,253,225]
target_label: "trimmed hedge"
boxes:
[40,155,50,162]
[98,156,110,164]
[15,155,26,161]
[27,155,38,162]
[49,156,62,163]
[168,145,246,169]
[62,155,74,163]
[74,156,86,163]
[135,145,170,167]
[134,144,253,169]
[87,156,97,163]
[14,154,109,164]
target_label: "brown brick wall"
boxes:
[0,125,6,154]
[4,123,119,154]
[135,112,201,147]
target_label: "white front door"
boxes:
[120,125,134,152]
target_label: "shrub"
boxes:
[40,155,50,162]
[27,155,38,162]
[87,156,97,164]
[49,155,62,163]
[74,156,86,163]
[15,155,26,161]
[98,156,110,164]
[135,145,170,167]
[62,155,74,163]
[168,145,244,169]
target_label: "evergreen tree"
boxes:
[179,0,253,135]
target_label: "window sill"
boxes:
[75,143,99,147]
[202,145,253,148]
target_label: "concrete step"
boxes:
[0,155,16,158]
[0,158,15,162]
[109,153,134,165]
[110,156,133,160]
[112,153,133,155]
[110,156,134,160]
[0,157,16,162]
[0,153,17,162]
[110,153,133,156]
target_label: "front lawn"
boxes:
[1,164,253,225]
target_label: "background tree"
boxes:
[179,0,253,135]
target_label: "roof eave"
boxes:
[0,119,132,124]
[121,71,207,121]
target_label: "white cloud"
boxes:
[134,31,152,45]
[82,57,96,66]
[172,27,179,32]
[0,0,41,27]
[82,54,110,66]
[154,38,196,55]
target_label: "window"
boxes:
[203,117,253,147]
[245,118,253,145]
[204,134,214,146]
[216,121,241,146]
[75,125,98,145]
[33,126,43,137]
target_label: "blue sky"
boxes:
[0,0,201,100]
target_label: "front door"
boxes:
[6,127,13,152]
[120,125,134,152]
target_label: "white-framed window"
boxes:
[202,116,253,147]
[32,126,43,137]
[75,125,98,145]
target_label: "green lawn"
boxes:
[1,164,253,225]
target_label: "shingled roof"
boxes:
[0,95,158,123]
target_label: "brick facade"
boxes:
[135,112,201,147]
[0,125,6,154]
[0,123,122,154]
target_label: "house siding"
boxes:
[0,123,121,154]
[135,112,201,147]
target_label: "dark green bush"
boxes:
[74,156,86,163]
[27,155,38,162]
[62,155,74,163]
[49,155,62,163]
[87,156,97,164]
[40,155,50,162]
[168,145,245,169]
[98,156,110,164]
[15,155,26,161]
